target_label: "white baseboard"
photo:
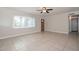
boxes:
[0,31,40,39]
[53,31,68,34]
[45,30,68,34]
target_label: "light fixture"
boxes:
[42,7,46,12]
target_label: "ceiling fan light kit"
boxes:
[42,7,46,12]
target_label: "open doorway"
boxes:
[69,15,79,33]
[41,19,45,32]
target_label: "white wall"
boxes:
[45,11,79,34]
[45,13,69,34]
[0,8,41,39]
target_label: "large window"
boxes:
[13,16,35,28]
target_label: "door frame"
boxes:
[68,15,78,33]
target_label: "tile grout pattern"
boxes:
[0,32,79,51]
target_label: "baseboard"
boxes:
[0,31,40,39]
[45,30,68,34]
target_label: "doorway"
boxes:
[69,15,79,32]
[41,19,45,32]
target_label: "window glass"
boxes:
[13,16,35,28]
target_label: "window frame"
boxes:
[13,16,36,28]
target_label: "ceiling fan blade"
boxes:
[47,9,53,11]
[41,12,43,13]
[46,11,49,13]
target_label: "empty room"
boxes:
[0,7,79,51]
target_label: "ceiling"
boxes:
[8,7,79,15]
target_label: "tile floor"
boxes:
[0,32,79,51]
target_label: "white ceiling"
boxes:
[8,7,79,15]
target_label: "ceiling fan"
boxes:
[37,7,53,13]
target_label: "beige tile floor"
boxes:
[0,32,79,51]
